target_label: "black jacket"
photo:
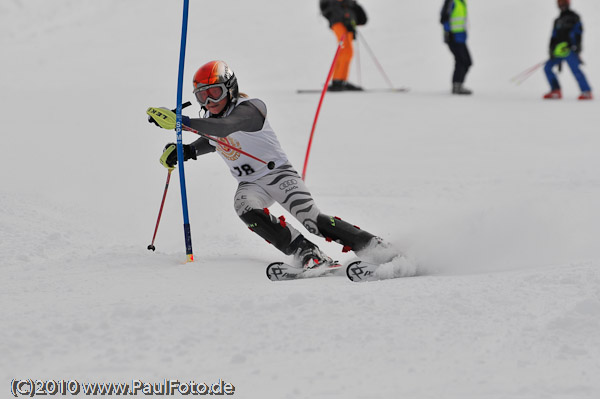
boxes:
[550,9,583,53]
[320,0,366,32]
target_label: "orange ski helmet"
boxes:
[192,60,239,106]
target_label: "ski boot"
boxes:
[293,239,334,269]
[343,81,364,91]
[578,91,593,100]
[327,80,345,92]
[452,82,472,95]
[543,89,562,99]
[328,80,363,92]
[355,236,400,265]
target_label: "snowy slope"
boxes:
[2,1,600,398]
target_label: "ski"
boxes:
[296,87,410,94]
[266,261,343,281]
[346,256,417,282]
[345,260,381,282]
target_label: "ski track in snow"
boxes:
[2,1,600,398]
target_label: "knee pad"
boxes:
[316,214,376,253]
[240,209,299,255]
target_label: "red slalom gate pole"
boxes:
[148,168,173,251]
[301,34,346,181]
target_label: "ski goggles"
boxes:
[194,83,228,106]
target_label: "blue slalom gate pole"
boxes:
[175,0,194,262]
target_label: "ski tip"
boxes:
[266,262,287,281]
[346,260,379,282]
[346,260,361,282]
[266,261,342,281]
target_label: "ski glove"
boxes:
[159,143,197,169]
[147,107,190,130]
[553,42,570,58]
[148,102,192,127]
[344,20,356,36]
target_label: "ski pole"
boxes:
[181,125,275,169]
[301,33,347,181]
[510,61,544,84]
[510,61,546,85]
[356,32,395,89]
[355,30,362,87]
[148,168,173,251]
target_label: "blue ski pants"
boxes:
[544,52,591,92]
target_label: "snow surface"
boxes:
[2,0,600,398]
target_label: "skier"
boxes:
[319,0,367,92]
[440,0,473,95]
[543,0,592,100]
[147,60,398,269]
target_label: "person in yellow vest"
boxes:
[320,0,367,91]
[440,0,472,95]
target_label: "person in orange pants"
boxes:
[320,0,367,91]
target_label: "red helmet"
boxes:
[192,60,239,107]
[557,0,570,8]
